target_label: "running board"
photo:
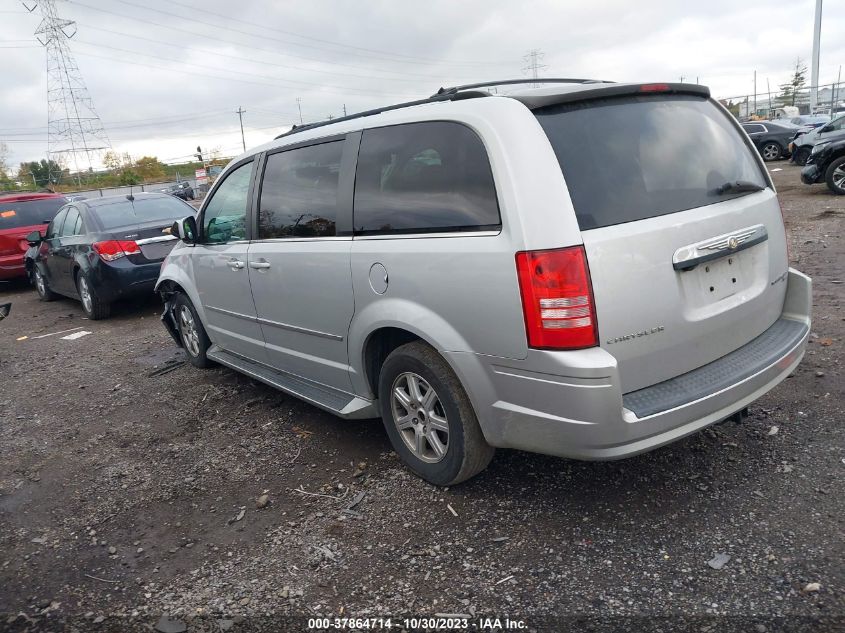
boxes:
[207,346,377,419]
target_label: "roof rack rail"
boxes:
[432,77,612,97]
[274,78,612,141]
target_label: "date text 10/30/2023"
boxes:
[307,616,528,630]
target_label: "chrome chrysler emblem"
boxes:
[728,237,739,249]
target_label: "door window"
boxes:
[46,209,68,239]
[742,123,766,134]
[258,141,343,239]
[353,122,500,234]
[201,161,253,244]
[60,207,82,236]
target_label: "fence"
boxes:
[68,177,207,200]
[718,81,844,118]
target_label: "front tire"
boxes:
[761,141,782,162]
[33,267,56,302]
[378,341,494,486]
[77,273,110,320]
[173,293,212,368]
[824,156,845,195]
[792,146,811,166]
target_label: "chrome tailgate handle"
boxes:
[673,224,768,271]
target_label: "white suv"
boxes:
[157,79,811,485]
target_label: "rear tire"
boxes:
[378,341,494,486]
[173,292,212,368]
[761,141,782,162]
[792,146,811,166]
[33,267,56,302]
[824,156,845,195]
[76,273,110,320]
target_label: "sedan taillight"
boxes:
[92,240,141,262]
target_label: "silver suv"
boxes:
[157,79,812,486]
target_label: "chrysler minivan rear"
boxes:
[467,84,811,459]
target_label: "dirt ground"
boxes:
[0,164,842,632]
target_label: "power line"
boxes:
[107,0,506,68]
[69,40,419,98]
[66,0,504,77]
[69,22,471,84]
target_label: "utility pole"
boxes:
[343,104,347,117]
[753,70,757,117]
[679,76,685,83]
[236,106,246,152]
[522,49,547,87]
[810,0,823,111]
[296,98,303,124]
[767,78,772,116]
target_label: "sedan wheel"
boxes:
[34,268,55,301]
[78,276,93,313]
[762,142,782,161]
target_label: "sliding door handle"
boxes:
[249,261,271,270]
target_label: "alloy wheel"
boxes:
[833,165,845,191]
[762,143,780,161]
[35,269,46,296]
[390,372,450,463]
[179,305,200,357]
[78,277,93,313]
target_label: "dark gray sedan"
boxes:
[741,121,800,161]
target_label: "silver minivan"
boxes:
[156,80,811,485]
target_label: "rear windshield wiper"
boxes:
[713,180,765,195]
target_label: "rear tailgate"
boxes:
[535,90,788,393]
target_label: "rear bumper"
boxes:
[448,268,811,460]
[90,259,162,303]
[0,253,26,280]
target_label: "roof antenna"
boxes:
[127,185,134,202]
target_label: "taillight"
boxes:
[515,246,598,350]
[92,240,141,262]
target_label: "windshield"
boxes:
[534,95,767,230]
[0,197,66,230]
[88,196,189,230]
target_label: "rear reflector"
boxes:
[92,240,141,262]
[515,246,598,350]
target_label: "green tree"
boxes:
[18,159,64,188]
[779,57,808,107]
[133,156,166,181]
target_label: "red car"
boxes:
[0,192,68,281]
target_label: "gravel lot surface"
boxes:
[0,164,842,632]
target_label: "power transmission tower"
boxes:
[23,0,111,186]
[522,49,547,87]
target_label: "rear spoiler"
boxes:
[512,82,711,110]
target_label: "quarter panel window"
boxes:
[258,141,343,239]
[60,208,81,236]
[202,161,253,244]
[353,122,500,234]
[47,209,68,239]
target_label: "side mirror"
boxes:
[171,215,198,244]
[0,303,10,321]
[26,230,43,246]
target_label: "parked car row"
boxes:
[789,113,845,167]
[2,80,815,485]
[25,193,193,319]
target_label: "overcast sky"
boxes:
[1,0,843,170]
